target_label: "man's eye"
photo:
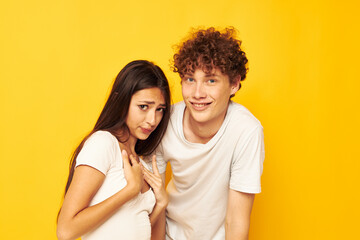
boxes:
[187,78,194,82]
[139,105,148,110]
[208,79,216,83]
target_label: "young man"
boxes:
[152,27,265,240]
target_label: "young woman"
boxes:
[57,60,171,240]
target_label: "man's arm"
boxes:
[225,189,255,240]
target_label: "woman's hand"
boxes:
[122,150,143,197]
[143,155,169,208]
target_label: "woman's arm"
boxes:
[143,156,168,240]
[150,210,166,240]
[57,150,143,240]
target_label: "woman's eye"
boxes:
[139,105,148,110]
[187,78,194,82]
[157,108,165,112]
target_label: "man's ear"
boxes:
[230,76,241,96]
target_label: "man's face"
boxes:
[181,68,239,126]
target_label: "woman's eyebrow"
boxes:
[138,100,155,104]
[138,101,166,106]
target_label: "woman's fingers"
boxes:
[142,162,169,207]
[122,150,143,194]
[143,168,161,188]
[142,157,165,192]
[122,150,130,168]
[129,154,139,166]
[143,172,154,187]
[143,168,156,184]
[151,155,160,175]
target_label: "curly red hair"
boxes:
[172,27,248,89]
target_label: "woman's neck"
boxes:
[117,130,138,158]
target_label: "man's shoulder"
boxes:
[160,101,185,141]
[227,101,263,130]
[172,101,185,111]
[169,101,185,119]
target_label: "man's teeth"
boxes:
[193,103,207,107]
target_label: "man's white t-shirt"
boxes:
[75,131,156,240]
[154,101,265,240]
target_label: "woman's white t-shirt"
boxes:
[75,131,155,240]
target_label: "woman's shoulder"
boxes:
[76,131,119,172]
[86,131,118,148]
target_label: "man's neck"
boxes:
[182,108,226,144]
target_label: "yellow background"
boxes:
[1,0,359,239]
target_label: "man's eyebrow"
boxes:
[183,73,193,77]
[183,73,218,77]
[204,72,219,77]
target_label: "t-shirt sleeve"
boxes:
[230,126,265,194]
[75,131,115,175]
[155,143,167,174]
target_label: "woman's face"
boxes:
[126,87,166,141]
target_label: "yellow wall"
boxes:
[1,0,359,239]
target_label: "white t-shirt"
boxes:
[75,131,156,240]
[154,101,265,240]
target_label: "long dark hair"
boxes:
[63,60,171,195]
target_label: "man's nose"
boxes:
[194,82,206,99]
